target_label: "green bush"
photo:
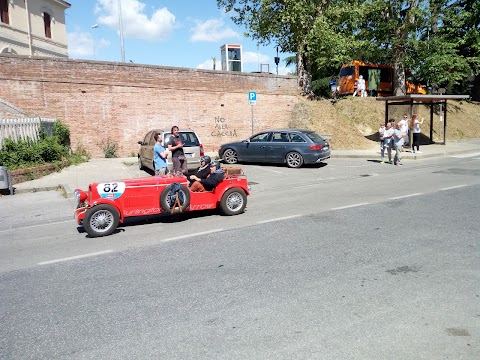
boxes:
[53,120,70,146]
[0,120,84,170]
[36,136,68,162]
[98,138,118,158]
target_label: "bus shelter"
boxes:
[376,95,469,145]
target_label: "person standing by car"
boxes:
[167,125,187,175]
[189,155,211,186]
[153,132,169,176]
[189,161,225,192]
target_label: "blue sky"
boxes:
[66,0,294,75]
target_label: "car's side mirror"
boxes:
[138,141,144,145]
[244,138,250,143]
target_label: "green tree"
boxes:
[217,0,334,96]
[434,0,480,98]
[349,0,478,96]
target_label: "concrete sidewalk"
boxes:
[10,139,480,198]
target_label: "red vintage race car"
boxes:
[74,168,249,237]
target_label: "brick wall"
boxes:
[0,54,299,157]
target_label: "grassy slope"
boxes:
[290,97,480,150]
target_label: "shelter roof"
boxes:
[375,94,469,103]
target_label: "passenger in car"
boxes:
[188,155,211,187]
[189,161,225,192]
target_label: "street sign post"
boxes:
[248,92,256,134]
[248,91,257,105]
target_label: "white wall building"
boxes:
[0,0,70,58]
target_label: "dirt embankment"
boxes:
[289,97,480,150]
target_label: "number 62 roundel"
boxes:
[97,182,126,200]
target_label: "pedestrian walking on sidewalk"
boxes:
[410,114,424,153]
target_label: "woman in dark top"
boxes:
[189,155,211,186]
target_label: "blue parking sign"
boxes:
[248,91,257,105]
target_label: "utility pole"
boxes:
[91,24,99,60]
[118,0,125,62]
[24,0,33,56]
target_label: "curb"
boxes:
[13,184,63,195]
[331,147,480,160]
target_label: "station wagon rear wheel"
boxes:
[83,204,120,237]
[223,149,238,164]
[220,188,247,216]
[286,151,304,168]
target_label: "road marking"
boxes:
[257,214,302,224]
[162,229,224,242]
[331,202,369,210]
[38,250,114,266]
[257,167,285,174]
[440,184,467,191]
[389,193,423,200]
[451,152,480,158]
[0,219,71,234]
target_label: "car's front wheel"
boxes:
[83,204,120,237]
[222,149,238,164]
[138,156,144,170]
[220,188,247,215]
[286,151,304,168]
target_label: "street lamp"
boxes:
[91,24,99,60]
[118,0,125,63]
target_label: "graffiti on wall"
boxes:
[211,116,238,137]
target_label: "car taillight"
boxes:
[310,144,323,150]
[199,144,204,157]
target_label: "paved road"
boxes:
[0,154,479,359]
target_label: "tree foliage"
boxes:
[218,0,480,98]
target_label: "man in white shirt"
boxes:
[381,122,394,164]
[353,75,367,97]
[398,114,409,150]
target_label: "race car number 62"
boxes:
[97,182,126,200]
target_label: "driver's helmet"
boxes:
[210,160,221,169]
[200,155,211,165]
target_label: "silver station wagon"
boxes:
[219,129,330,168]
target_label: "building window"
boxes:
[1,0,9,25]
[43,12,51,38]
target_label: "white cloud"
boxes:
[67,31,110,58]
[242,51,269,64]
[278,66,294,75]
[190,19,240,42]
[67,32,93,57]
[196,58,216,70]
[95,0,175,40]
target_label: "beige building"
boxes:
[0,0,70,57]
